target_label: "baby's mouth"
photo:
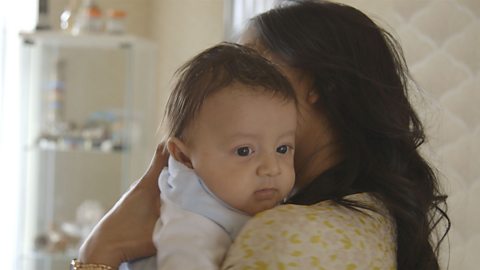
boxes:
[254,188,278,200]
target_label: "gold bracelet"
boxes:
[71,259,114,270]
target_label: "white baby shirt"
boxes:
[124,157,250,270]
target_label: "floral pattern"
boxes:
[222,193,396,270]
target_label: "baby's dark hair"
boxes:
[163,42,296,141]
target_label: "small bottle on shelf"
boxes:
[44,58,66,134]
[105,9,127,34]
[71,0,103,35]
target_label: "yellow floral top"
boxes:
[222,193,396,270]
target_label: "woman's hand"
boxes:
[78,144,168,268]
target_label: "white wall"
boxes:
[150,0,224,135]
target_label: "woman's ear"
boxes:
[167,137,193,169]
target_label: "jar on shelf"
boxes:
[43,58,67,136]
[71,0,103,35]
[105,9,127,34]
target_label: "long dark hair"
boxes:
[250,1,450,269]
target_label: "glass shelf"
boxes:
[27,143,125,154]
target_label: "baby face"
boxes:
[183,84,296,215]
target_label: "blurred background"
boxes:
[0,0,478,269]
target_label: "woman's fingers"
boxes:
[78,145,168,267]
[136,144,169,190]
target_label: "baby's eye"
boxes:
[236,146,252,157]
[276,145,289,154]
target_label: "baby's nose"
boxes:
[256,154,281,177]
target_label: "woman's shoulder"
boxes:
[247,193,394,232]
[222,193,397,270]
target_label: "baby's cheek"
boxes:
[284,165,296,188]
[216,182,249,207]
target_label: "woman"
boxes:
[76,1,449,269]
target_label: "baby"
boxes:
[125,43,297,270]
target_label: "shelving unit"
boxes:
[18,31,158,270]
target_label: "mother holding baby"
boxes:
[75,1,449,269]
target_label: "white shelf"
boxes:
[20,31,154,49]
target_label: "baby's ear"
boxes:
[167,137,193,169]
[307,89,319,104]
